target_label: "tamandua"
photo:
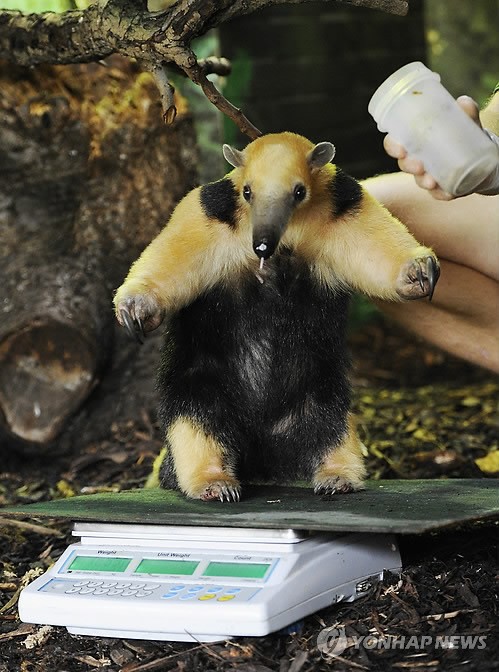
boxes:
[114,132,439,502]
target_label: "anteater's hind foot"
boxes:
[165,417,241,502]
[313,414,366,496]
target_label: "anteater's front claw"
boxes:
[416,265,425,292]
[120,309,145,344]
[396,254,441,301]
[219,484,241,503]
[426,256,440,301]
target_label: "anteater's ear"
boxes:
[307,142,336,169]
[223,144,245,168]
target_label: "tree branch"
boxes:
[0,0,409,137]
[181,56,262,140]
[145,62,177,123]
[0,5,112,65]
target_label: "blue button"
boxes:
[162,592,177,599]
[187,585,204,592]
[179,594,196,600]
[170,584,185,591]
[225,588,241,594]
[209,586,224,592]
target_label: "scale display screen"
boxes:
[202,562,270,579]
[135,559,199,576]
[68,556,132,573]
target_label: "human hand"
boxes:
[384,96,499,200]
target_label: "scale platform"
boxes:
[18,523,401,642]
[5,480,499,533]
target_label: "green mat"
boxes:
[2,480,498,534]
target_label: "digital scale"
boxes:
[19,523,401,642]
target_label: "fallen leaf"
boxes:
[461,396,481,407]
[475,450,499,474]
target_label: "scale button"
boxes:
[87,581,103,587]
[49,582,67,591]
[179,594,196,600]
[65,587,82,594]
[218,594,236,601]
[93,588,109,595]
[73,581,89,587]
[107,588,124,595]
[79,587,95,594]
[147,583,161,590]
[170,584,185,591]
[122,589,137,596]
[198,593,216,601]
[116,582,131,589]
[187,585,204,592]
[101,582,117,588]
[133,583,147,589]
[135,590,153,597]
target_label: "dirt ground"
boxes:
[1,316,498,672]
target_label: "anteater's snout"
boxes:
[252,198,292,261]
[253,236,277,260]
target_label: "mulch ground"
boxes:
[1,316,498,672]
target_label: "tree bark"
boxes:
[0,1,409,68]
[0,58,197,453]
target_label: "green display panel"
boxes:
[68,556,132,573]
[203,562,270,579]
[135,559,199,576]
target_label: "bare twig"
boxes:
[146,63,177,123]
[121,644,206,672]
[199,56,232,77]
[182,57,262,140]
[0,517,64,537]
[0,624,35,642]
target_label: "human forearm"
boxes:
[480,89,499,135]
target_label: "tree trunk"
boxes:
[0,58,198,453]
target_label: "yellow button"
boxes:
[218,594,236,601]
[198,593,216,600]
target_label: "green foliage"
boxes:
[220,48,253,148]
[425,0,499,107]
[170,32,225,183]
[0,0,74,9]
[348,295,380,332]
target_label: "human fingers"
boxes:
[398,155,426,176]
[414,172,438,190]
[456,95,481,126]
[383,134,406,159]
[413,173,454,200]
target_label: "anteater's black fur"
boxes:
[158,247,352,488]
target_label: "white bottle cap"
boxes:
[368,62,439,132]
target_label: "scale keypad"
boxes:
[40,578,258,603]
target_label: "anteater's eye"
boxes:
[294,184,307,202]
[243,185,252,202]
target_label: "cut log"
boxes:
[0,256,108,444]
[0,58,198,452]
